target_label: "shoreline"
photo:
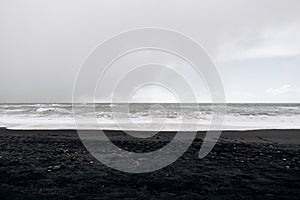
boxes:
[1,127,300,145]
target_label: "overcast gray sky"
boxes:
[0,0,300,103]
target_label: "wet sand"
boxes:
[0,128,299,199]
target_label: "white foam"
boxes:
[1,115,300,131]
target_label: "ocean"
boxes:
[0,103,300,130]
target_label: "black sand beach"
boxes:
[0,128,299,199]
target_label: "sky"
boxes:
[0,0,300,103]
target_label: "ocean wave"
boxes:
[0,103,300,130]
[36,107,70,114]
[278,106,300,110]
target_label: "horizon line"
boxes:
[1,102,300,104]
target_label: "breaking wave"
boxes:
[0,103,300,130]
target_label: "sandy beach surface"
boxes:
[0,128,299,199]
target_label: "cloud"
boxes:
[216,23,300,62]
[266,84,300,96]
[130,85,178,103]
[266,84,292,95]
[226,91,257,103]
[225,85,300,103]
[0,0,300,102]
[263,84,300,102]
